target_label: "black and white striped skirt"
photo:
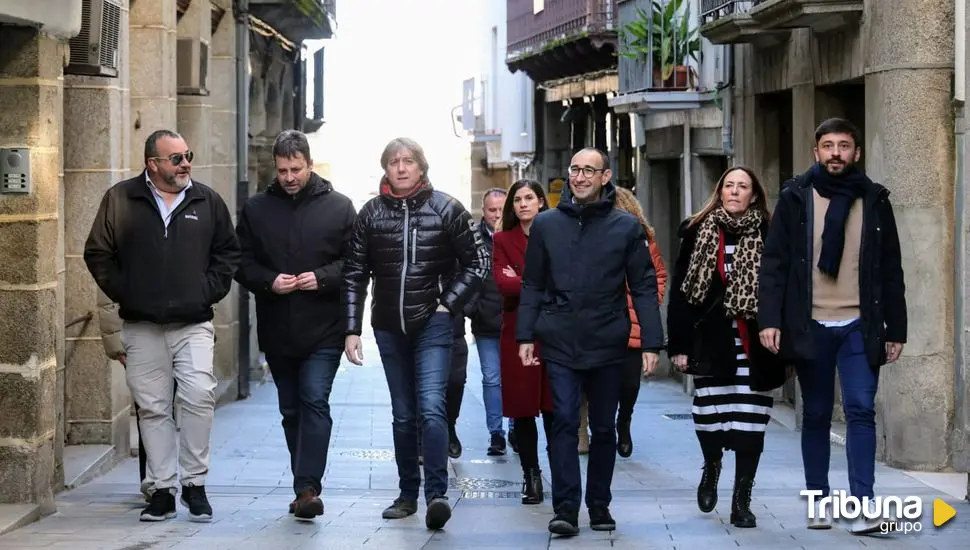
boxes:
[691,321,774,452]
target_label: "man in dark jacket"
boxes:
[758,118,907,534]
[342,137,487,530]
[468,188,508,455]
[84,129,240,524]
[516,147,663,536]
[234,130,356,520]
[444,188,508,459]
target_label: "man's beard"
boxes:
[824,158,854,176]
[165,173,190,189]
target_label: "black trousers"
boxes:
[445,336,468,426]
[513,412,553,473]
[617,350,643,421]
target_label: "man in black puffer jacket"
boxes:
[342,137,488,531]
[235,130,357,521]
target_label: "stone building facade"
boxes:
[701,0,966,472]
[0,0,334,517]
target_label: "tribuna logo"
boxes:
[802,490,923,532]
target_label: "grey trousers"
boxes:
[123,320,217,491]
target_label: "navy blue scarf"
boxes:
[811,162,868,278]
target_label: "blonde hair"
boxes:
[614,186,655,242]
[380,137,430,179]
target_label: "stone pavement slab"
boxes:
[0,333,967,549]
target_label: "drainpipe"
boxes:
[234,0,252,399]
[721,45,735,159]
[682,118,692,218]
[954,0,967,469]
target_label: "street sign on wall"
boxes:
[462,78,475,132]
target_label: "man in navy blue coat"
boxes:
[515,147,664,536]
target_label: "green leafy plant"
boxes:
[619,0,701,82]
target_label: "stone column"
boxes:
[0,27,65,510]
[62,0,131,453]
[129,0,177,172]
[176,0,213,185]
[207,1,240,401]
[864,0,955,469]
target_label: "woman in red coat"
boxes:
[493,179,552,506]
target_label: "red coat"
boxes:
[493,224,554,417]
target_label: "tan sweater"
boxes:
[812,190,862,321]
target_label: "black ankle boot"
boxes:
[521,468,543,505]
[616,417,633,458]
[730,476,757,528]
[696,461,721,513]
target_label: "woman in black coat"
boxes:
[667,166,787,529]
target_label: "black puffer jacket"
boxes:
[343,181,489,336]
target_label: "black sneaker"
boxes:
[425,497,452,530]
[486,433,506,456]
[180,484,213,523]
[589,506,616,531]
[549,507,580,536]
[382,497,418,519]
[139,489,176,522]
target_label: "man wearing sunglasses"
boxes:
[84,129,240,524]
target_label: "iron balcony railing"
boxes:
[507,0,617,59]
[617,0,705,94]
[700,0,760,24]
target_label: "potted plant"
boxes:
[619,0,701,90]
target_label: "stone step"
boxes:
[63,444,118,490]
[0,504,39,536]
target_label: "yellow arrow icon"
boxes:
[933,499,956,527]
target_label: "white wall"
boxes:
[477,0,535,159]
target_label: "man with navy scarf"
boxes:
[758,118,907,535]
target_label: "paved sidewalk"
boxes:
[1,332,967,549]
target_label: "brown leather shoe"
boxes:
[288,498,297,514]
[292,488,324,520]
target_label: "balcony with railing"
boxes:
[506,0,619,83]
[610,0,723,111]
[699,0,861,44]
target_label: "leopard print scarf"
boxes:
[680,206,764,319]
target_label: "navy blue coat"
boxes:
[515,182,665,369]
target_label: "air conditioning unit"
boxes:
[177,38,210,95]
[66,0,122,77]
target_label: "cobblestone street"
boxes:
[1,333,967,549]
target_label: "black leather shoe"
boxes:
[697,461,721,513]
[448,425,462,459]
[616,418,633,458]
[589,506,616,531]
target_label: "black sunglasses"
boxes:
[152,151,194,165]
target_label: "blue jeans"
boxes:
[476,337,504,435]
[796,320,879,498]
[266,347,342,495]
[374,312,453,503]
[546,361,623,511]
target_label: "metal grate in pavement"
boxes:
[337,449,396,461]
[663,413,694,420]
[466,458,510,464]
[448,477,517,490]
[460,490,552,499]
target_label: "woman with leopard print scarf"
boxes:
[666,166,788,530]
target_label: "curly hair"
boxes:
[613,186,655,242]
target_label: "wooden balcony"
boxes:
[506,0,619,83]
[749,0,862,34]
